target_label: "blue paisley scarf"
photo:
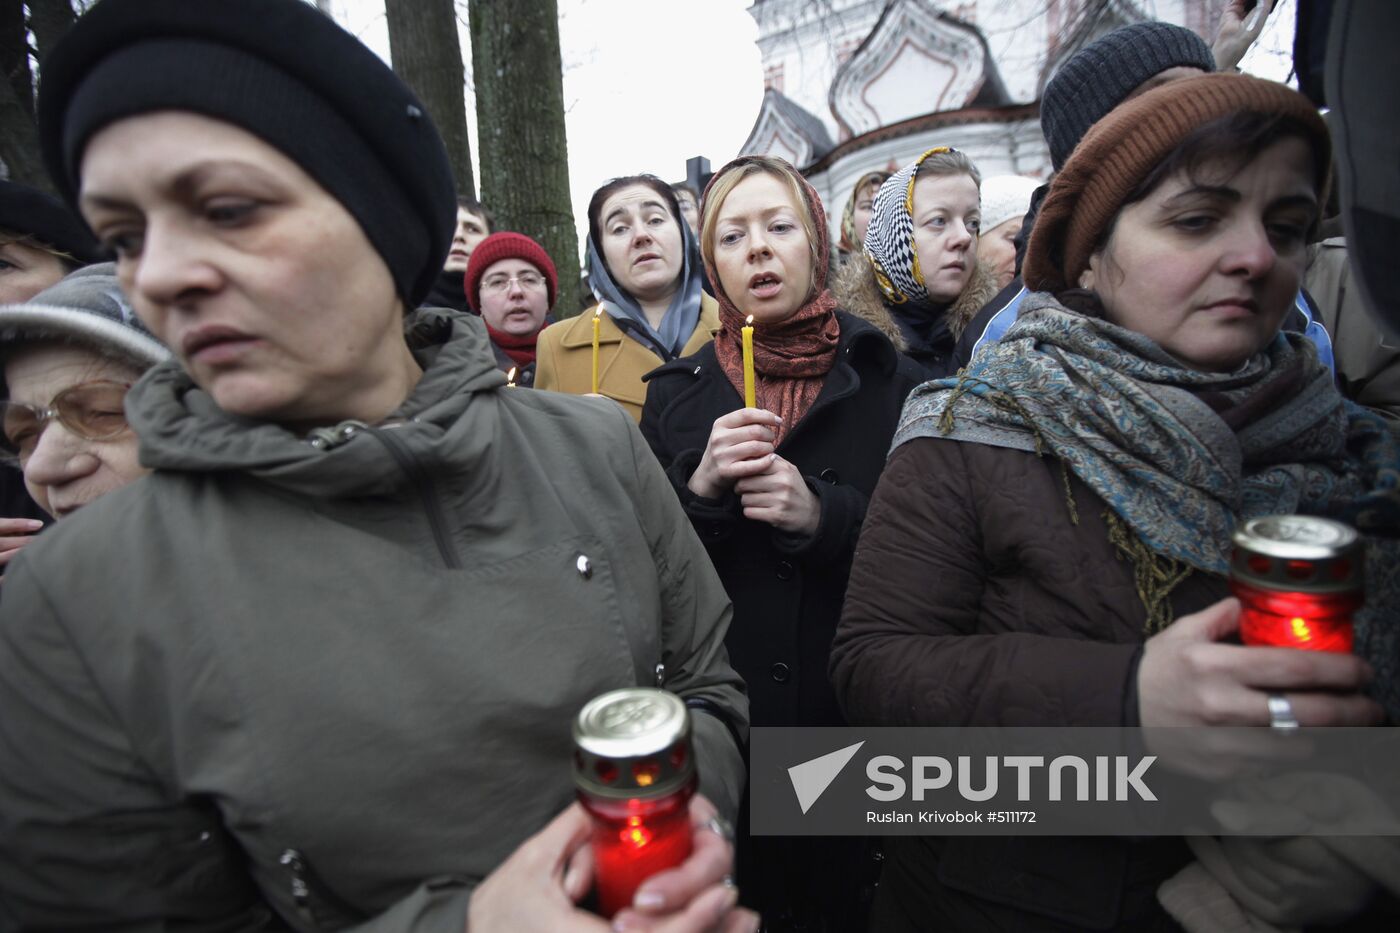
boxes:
[895,292,1400,712]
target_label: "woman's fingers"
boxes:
[618,796,744,931]
[629,828,732,915]
[720,907,761,933]
[712,425,775,453]
[714,408,781,431]
[611,884,743,932]
[1139,595,1379,728]
[1270,691,1384,728]
[1234,646,1373,693]
[714,440,773,465]
[0,518,45,537]
[715,454,774,482]
[562,827,596,903]
[1162,597,1242,643]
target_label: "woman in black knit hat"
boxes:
[0,180,104,305]
[0,1,754,930]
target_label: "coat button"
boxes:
[819,468,839,484]
[776,560,794,580]
[770,662,790,683]
[576,554,593,579]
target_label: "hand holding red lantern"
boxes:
[572,688,758,931]
[1137,597,1383,731]
[466,798,756,932]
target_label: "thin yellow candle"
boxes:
[742,315,756,408]
[591,307,603,395]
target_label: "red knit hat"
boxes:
[463,231,557,313]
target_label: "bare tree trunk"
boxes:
[468,0,580,316]
[27,0,76,64]
[0,0,47,188]
[386,0,475,199]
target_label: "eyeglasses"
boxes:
[482,272,545,293]
[0,380,133,462]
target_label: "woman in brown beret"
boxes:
[830,73,1400,931]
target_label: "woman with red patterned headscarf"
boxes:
[641,155,922,932]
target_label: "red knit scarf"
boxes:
[485,323,542,367]
[706,160,841,444]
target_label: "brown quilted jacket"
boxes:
[831,436,1228,929]
[832,436,1228,728]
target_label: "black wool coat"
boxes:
[641,310,923,728]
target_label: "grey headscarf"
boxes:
[586,193,704,361]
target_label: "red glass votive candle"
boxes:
[1229,515,1363,653]
[573,688,696,917]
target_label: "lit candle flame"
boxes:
[506,367,517,387]
[746,314,754,325]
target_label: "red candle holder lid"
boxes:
[573,688,695,800]
[1230,515,1363,594]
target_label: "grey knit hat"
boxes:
[1041,22,1215,171]
[0,263,168,376]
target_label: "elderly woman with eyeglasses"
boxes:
[0,264,167,580]
[0,180,111,561]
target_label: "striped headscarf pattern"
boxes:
[862,146,955,307]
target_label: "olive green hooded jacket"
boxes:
[0,309,747,931]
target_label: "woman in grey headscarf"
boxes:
[535,175,720,421]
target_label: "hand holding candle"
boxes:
[741,315,756,409]
[591,307,603,396]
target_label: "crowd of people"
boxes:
[0,0,1396,931]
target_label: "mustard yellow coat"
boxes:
[535,293,721,421]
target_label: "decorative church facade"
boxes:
[740,0,1228,241]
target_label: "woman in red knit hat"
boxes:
[463,231,556,386]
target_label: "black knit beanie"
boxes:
[35,0,456,308]
[0,180,103,265]
[1041,22,1215,171]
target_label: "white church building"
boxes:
[738,0,1231,241]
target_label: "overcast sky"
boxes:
[324,0,1296,243]
[326,0,763,243]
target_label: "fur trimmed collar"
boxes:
[831,253,1000,353]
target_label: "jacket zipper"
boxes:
[364,426,463,569]
[279,848,367,928]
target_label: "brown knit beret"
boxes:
[1024,73,1331,294]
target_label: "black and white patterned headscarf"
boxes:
[862,146,957,308]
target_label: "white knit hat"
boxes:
[979,175,1040,235]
